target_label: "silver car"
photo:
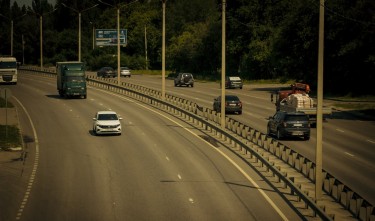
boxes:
[120,67,131,77]
[93,111,122,135]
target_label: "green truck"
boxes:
[56,61,87,99]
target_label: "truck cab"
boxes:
[0,57,18,85]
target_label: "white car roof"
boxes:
[228,76,241,80]
[97,111,117,115]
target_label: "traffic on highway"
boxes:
[1,71,307,220]
[1,70,373,220]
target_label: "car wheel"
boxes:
[304,135,310,140]
[238,111,242,115]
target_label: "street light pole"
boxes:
[98,0,138,86]
[11,20,13,56]
[220,0,226,129]
[0,13,26,56]
[145,25,148,70]
[22,34,25,64]
[61,3,98,62]
[117,7,121,85]
[28,8,57,70]
[90,22,95,50]
[79,12,81,61]
[316,0,325,201]
[161,0,166,100]
[40,15,43,69]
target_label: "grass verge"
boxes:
[0,125,22,150]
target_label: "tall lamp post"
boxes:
[0,13,26,56]
[28,8,57,70]
[90,21,96,50]
[161,0,166,100]
[315,0,325,201]
[220,0,226,128]
[61,3,98,62]
[98,0,138,86]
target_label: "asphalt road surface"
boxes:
[1,72,304,220]
[100,73,375,205]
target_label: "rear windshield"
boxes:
[285,115,308,121]
[225,96,239,101]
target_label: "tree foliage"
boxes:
[0,0,374,95]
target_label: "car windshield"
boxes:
[98,114,118,120]
[285,115,308,121]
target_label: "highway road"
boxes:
[99,73,375,205]
[1,72,304,220]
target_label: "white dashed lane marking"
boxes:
[344,152,355,157]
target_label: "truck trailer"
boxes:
[56,61,87,99]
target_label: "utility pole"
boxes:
[221,0,226,129]
[316,0,325,201]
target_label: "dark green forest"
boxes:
[0,0,374,95]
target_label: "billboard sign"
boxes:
[96,29,127,47]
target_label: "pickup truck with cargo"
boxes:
[271,83,332,126]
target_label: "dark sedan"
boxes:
[97,67,116,78]
[213,95,242,114]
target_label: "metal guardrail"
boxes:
[19,66,374,221]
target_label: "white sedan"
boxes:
[93,111,122,135]
[120,67,131,77]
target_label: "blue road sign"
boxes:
[96,29,127,47]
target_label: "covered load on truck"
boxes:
[56,61,87,99]
[271,82,332,126]
[284,93,314,108]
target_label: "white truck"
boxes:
[0,57,18,84]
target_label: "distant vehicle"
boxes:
[119,67,131,77]
[174,73,194,87]
[225,76,243,89]
[56,61,87,99]
[0,56,18,84]
[213,95,242,114]
[92,111,122,135]
[267,111,310,140]
[97,67,116,78]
